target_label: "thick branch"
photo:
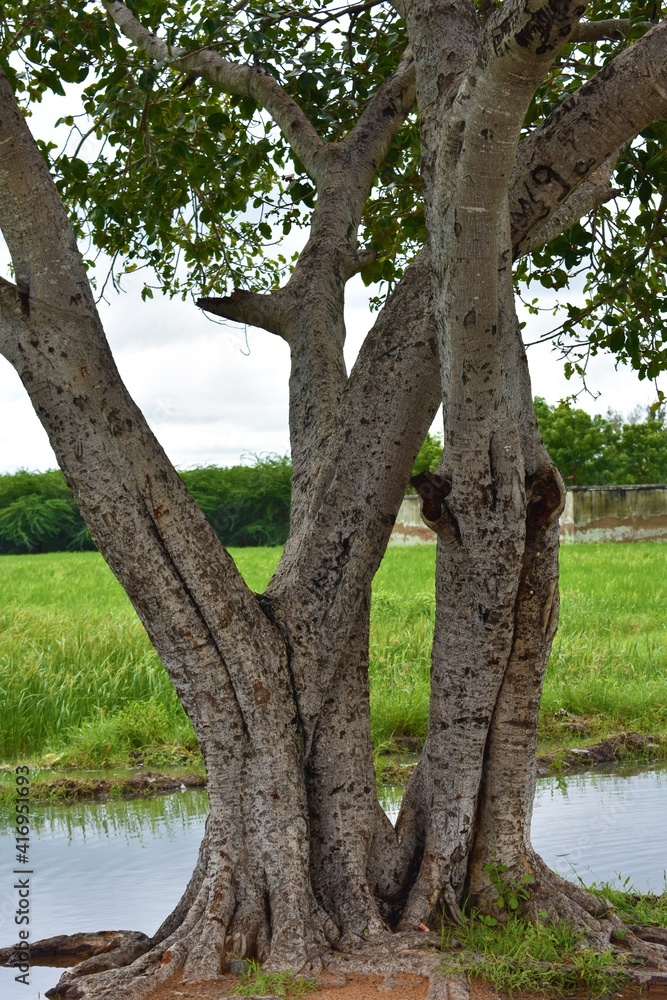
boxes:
[197,289,288,340]
[343,46,416,209]
[517,153,620,256]
[571,18,649,42]
[102,1,325,184]
[511,19,667,256]
[267,251,440,745]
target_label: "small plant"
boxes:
[230,958,318,999]
[484,862,536,917]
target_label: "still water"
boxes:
[1,763,665,1000]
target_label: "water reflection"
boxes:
[532,762,667,893]
[0,765,665,1000]
[0,791,207,1000]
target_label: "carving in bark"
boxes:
[1,0,667,996]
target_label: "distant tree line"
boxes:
[0,457,292,555]
[2,405,666,553]
[410,400,667,488]
[534,399,667,486]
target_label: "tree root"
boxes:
[469,850,667,983]
[322,932,470,1000]
[42,862,338,999]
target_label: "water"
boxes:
[1,764,665,1000]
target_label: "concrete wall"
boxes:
[392,485,667,545]
[390,494,436,545]
[560,485,667,543]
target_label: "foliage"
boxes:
[0,0,419,300]
[407,431,443,489]
[0,2,666,376]
[441,912,626,997]
[535,399,667,485]
[0,458,292,554]
[0,470,91,553]
[230,959,318,999]
[180,456,292,546]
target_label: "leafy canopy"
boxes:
[0,0,665,384]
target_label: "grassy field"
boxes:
[0,543,665,766]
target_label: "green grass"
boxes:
[0,549,281,763]
[587,878,667,926]
[441,913,626,997]
[541,544,667,740]
[230,959,317,998]
[0,543,665,765]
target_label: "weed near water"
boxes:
[440,913,626,997]
[587,877,667,927]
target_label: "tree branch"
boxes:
[570,18,652,42]
[517,153,621,256]
[510,20,667,256]
[343,45,416,198]
[430,0,587,247]
[197,289,289,340]
[102,0,326,184]
[0,275,25,357]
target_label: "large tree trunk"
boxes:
[3,0,667,991]
[391,0,617,937]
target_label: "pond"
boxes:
[1,762,666,1000]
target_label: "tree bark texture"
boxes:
[2,0,667,995]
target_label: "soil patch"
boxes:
[145,971,429,1000]
[25,770,206,802]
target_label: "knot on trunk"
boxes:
[410,471,453,524]
[526,465,565,531]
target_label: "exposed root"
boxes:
[43,866,338,999]
[323,932,469,1000]
[0,930,150,970]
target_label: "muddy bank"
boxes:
[377,732,664,786]
[7,770,206,803]
[1,732,663,803]
[535,731,664,777]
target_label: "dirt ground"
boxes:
[145,969,430,999]
[143,971,667,1000]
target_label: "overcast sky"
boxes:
[0,90,663,476]
[0,266,661,475]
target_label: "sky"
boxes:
[0,263,660,475]
[0,87,663,476]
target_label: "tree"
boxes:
[1,1,666,997]
[534,399,667,484]
[534,398,620,484]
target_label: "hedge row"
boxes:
[0,457,292,554]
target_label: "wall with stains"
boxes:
[392,486,667,544]
[560,485,667,543]
[391,494,437,545]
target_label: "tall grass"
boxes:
[0,549,281,761]
[541,544,667,739]
[0,543,665,763]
